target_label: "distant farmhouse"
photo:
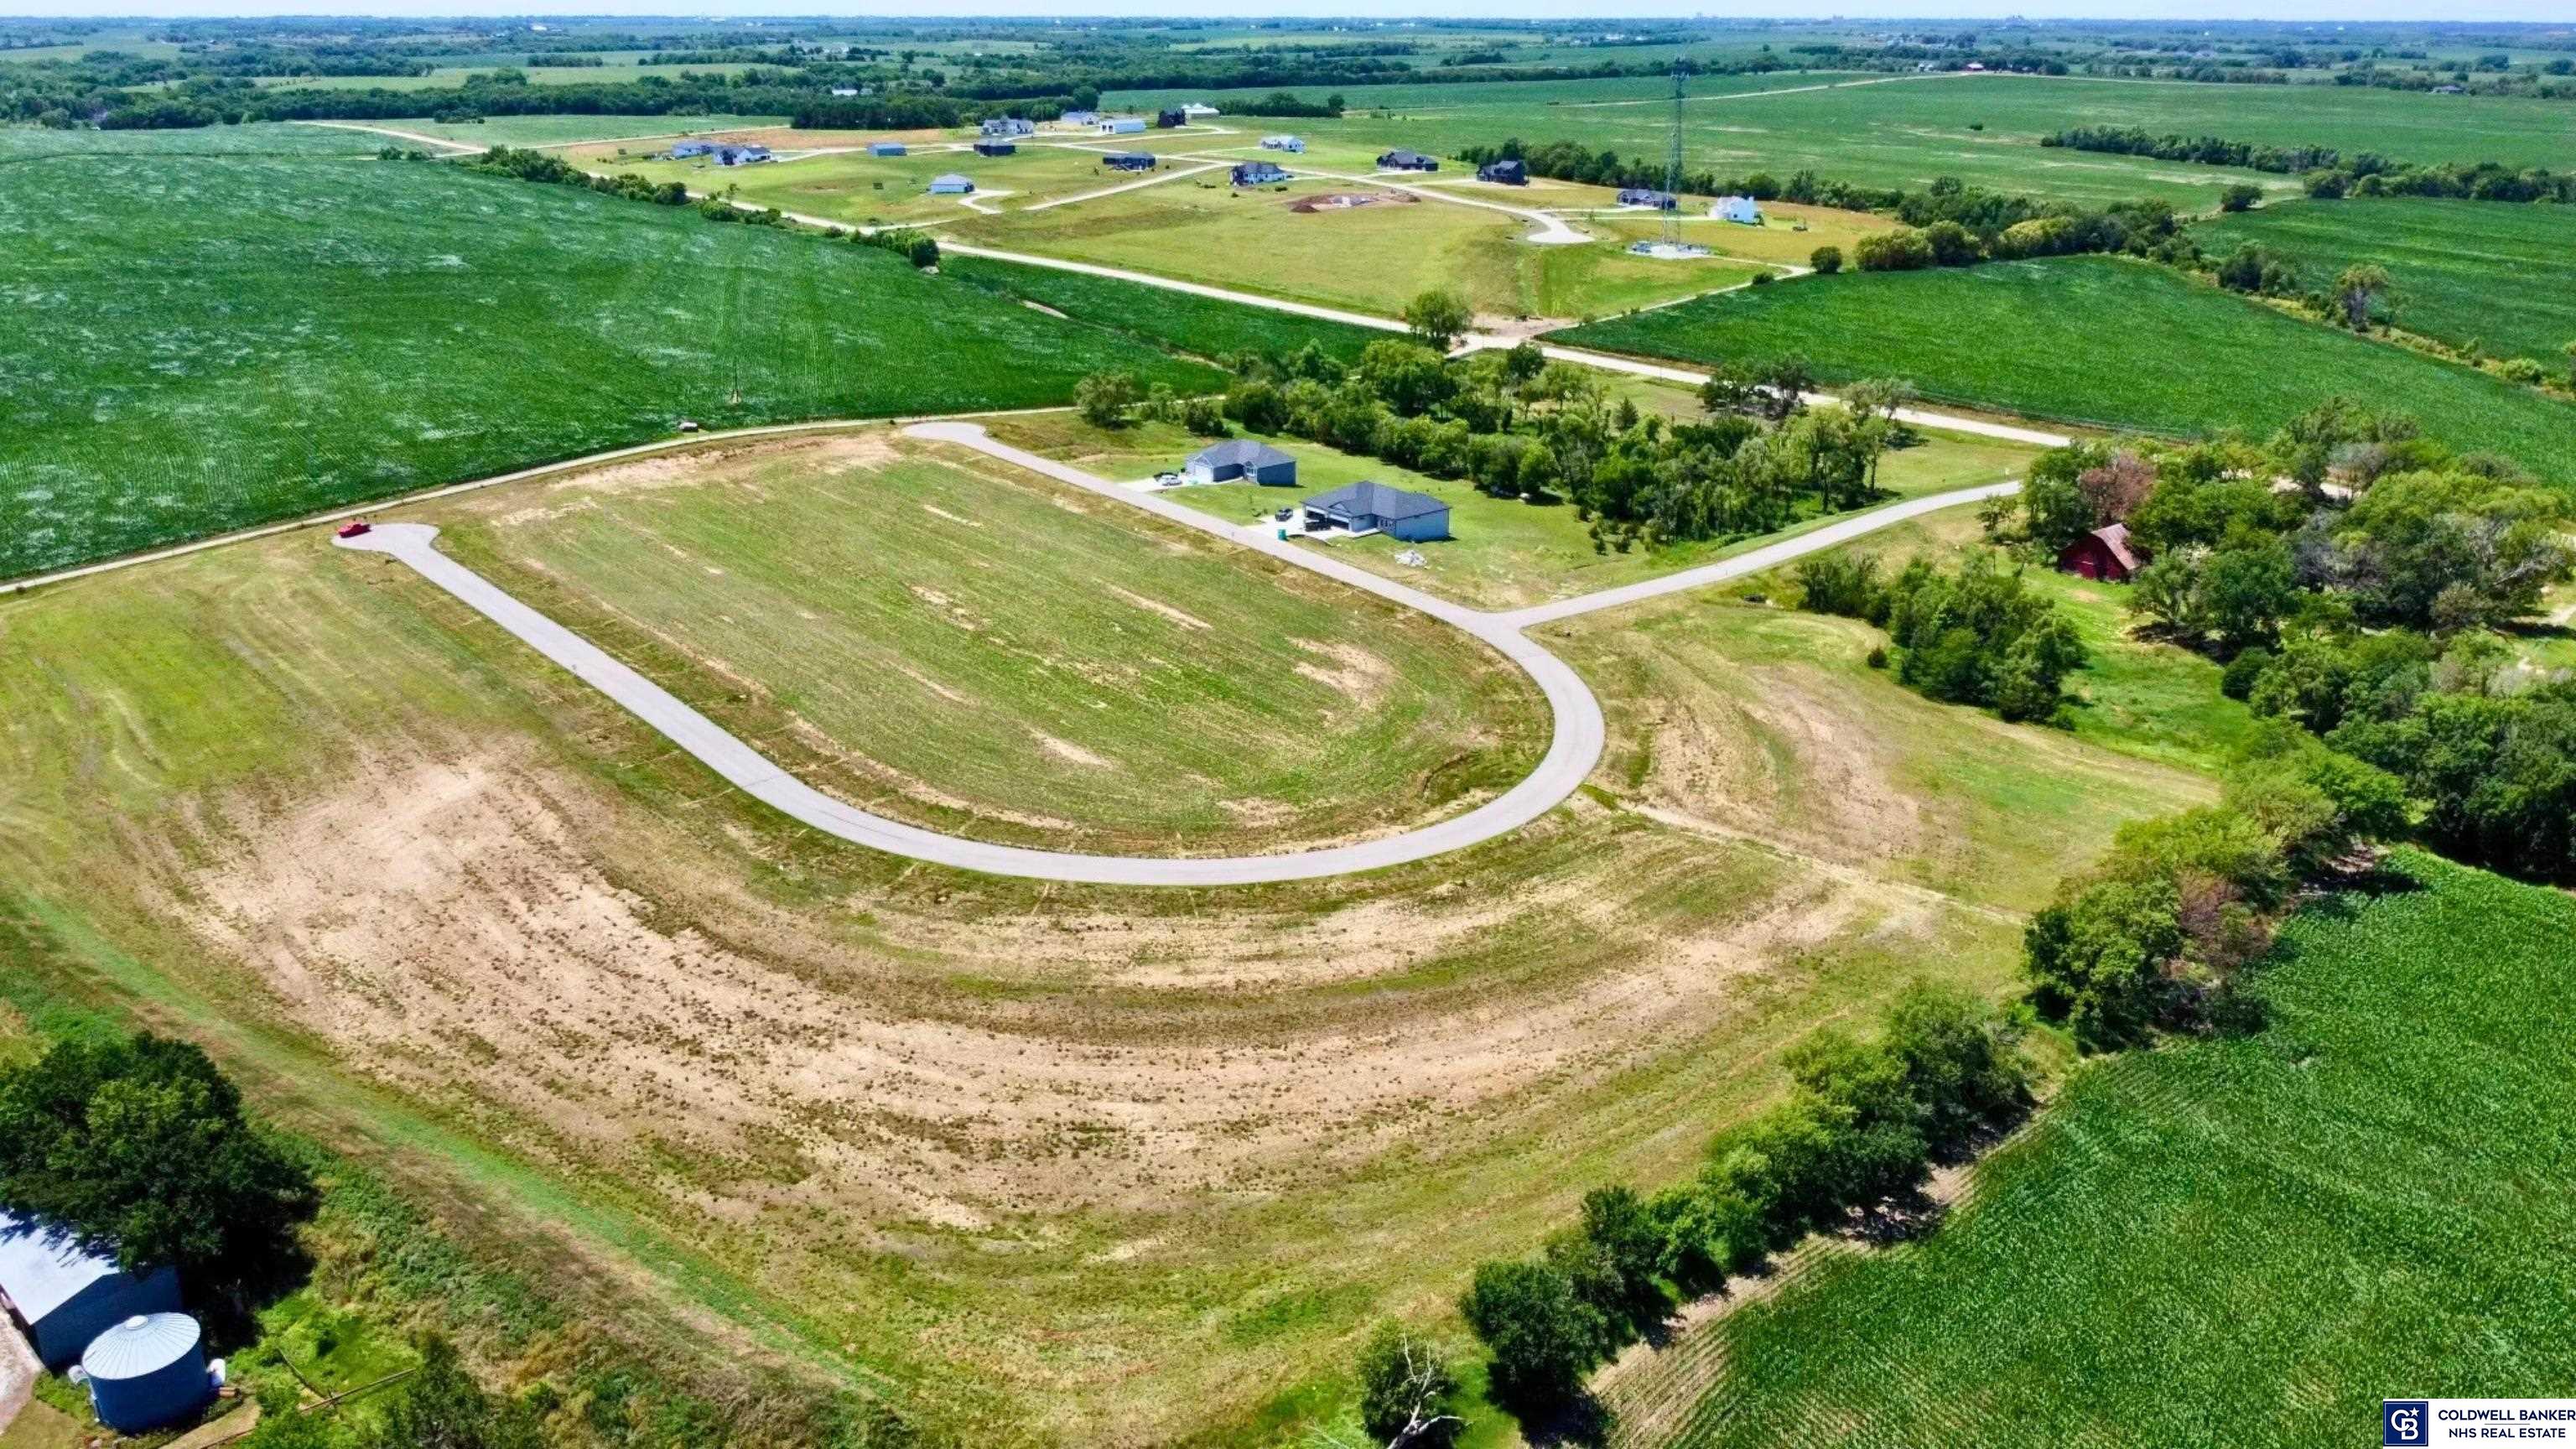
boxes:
[0,1209,182,1370]
[709,143,771,167]
[1618,186,1679,209]
[868,141,907,157]
[1097,116,1149,135]
[927,173,975,195]
[1231,160,1292,187]
[1101,151,1158,172]
[829,86,860,97]
[979,117,1035,138]
[1711,195,1763,224]
[1378,148,1440,173]
[974,139,1016,157]
[1186,440,1297,486]
[1304,481,1450,541]
[1477,158,1528,184]
[1259,134,1306,153]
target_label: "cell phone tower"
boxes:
[1660,58,1688,251]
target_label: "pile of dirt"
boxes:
[1285,190,1418,214]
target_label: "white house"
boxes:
[1260,134,1306,153]
[1711,195,1764,225]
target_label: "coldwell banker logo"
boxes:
[2386,1401,2430,1446]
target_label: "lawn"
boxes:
[1107,73,2576,206]
[0,131,1224,579]
[584,139,1159,226]
[2197,195,2576,372]
[1612,849,2576,1449]
[1559,256,2576,486]
[432,431,1549,854]
[981,412,2043,612]
[0,424,2214,1445]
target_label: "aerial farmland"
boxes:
[3,13,2574,1449]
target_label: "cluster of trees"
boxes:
[1454,984,2032,1420]
[1795,552,2089,722]
[459,145,941,267]
[1987,409,2576,883]
[2044,127,2576,203]
[0,1034,315,1299]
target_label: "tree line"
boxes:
[460,144,942,268]
[2043,126,2576,204]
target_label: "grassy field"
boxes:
[1560,257,2576,484]
[1107,73,2576,205]
[1607,849,2576,1449]
[584,139,1160,226]
[0,441,2217,1444]
[941,254,1387,366]
[2198,196,2576,372]
[983,410,2044,612]
[382,113,786,146]
[431,430,1547,854]
[0,129,1224,579]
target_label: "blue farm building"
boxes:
[0,1210,181,1370]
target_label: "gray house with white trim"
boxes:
[1186,440,1297,486]
[1303,481,1450,541]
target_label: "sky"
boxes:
[4,0,2573,21]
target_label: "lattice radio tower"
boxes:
[1660,59,1688,250]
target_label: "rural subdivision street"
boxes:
[338,421,2019,886]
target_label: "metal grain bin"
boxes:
[80,1312,211,1432]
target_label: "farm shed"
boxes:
[78,1312,214,1434]
[1378,149,1440,173]
[1477,159,1528,185]
[867,141,907,157]
[927,174,976,195]
[1711,195,1763,224]
[2059,524,2142,582]
[1060,109,1102,126]
[1304,481,1450,542]
[1101,152,1158,172]
[1231,161,1291,187]
[0,1211,182,1370]
[1097,117,1148,135]
[1618,187,1678,210]
[974,140,1016,158]
[1186,440,1298,486]
[1260,134,1306,153]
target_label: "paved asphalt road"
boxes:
[340,423,2017,886]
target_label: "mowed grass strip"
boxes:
[0,132,1220,579]
[1559,257,2576,484]
[2197,196,2576,371]
[1624,850,2576,1449]
[435,435,1548,854]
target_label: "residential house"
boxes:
[1617,186,1678,210]
[927,173,975,195]
[1230,160,1291,186]
[1477,158,1528,184]
[1100,152,1157,172]
[711,143,771,167]
[1185,440,1298,486]
[974,140,1015,157]
[669,139,715,158]
[1711,195,1763,224]
[1156,108,1188,128]
[979,117,1035,138]
[1302,481,1450,542]
[1259,134,1306,153]
[1377,149,1440,172]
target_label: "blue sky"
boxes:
[6,1,2573,21]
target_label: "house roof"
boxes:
[2089,523,2142,572]
[1379,149,1435,165]
[929,174,974,188]
[1189,440,1295,470]
[0,1210,126,1324]
[1307,480,1446,522]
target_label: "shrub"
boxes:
[2219,182,2263,211]
[1354,1322,1463,1448]
[1074,370,1142,428]
[1809,244,1843,274]
[1854,227,1936,272]
[2220,644,2273,699]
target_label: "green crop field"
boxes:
[379,113,787,147]
[1612,849,2576,1449]
[1560,257,2576,484]
[434,431,1547,854]
[1109,73,2576,207]
[0,128,1230,579]
[2198,196,2576,372]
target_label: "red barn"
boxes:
[2058,523,2142,583]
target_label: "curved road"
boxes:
[340,421,2016,886]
